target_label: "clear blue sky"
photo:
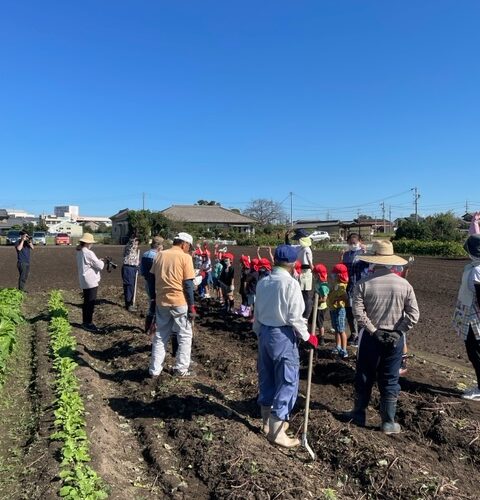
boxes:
[1,1,479,221]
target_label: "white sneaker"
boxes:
[462,386,480,401]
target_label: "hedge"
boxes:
[392,239,466,257]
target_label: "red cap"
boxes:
[259,258,272,271]
[294,260,302,273]
[332,263,349,283]
[223,252,234,261]
[313,263,328,282]
[240,255,251,268]
[251,258,260,272]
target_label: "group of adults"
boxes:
[70,218,480,449]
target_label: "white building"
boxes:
[6,208,36,218]
[54,205,79,221]
[47,221,83,237]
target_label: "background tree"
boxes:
[196,200,221,206]
[394,212,462,242]
[127,210,152,243]
[243,199,287,226]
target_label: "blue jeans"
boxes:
[330,308,346,332]
[355,330,405,403]
[257,325,300,420]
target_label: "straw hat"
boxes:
[358,240,407,266]
[79,233,96,244]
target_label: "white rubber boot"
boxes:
[267,416,299,448]
[261,407,289,435]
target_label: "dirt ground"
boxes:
[1,245,479,499]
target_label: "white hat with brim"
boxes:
[79,233,96,244]
[358,240,407,266]
[299,237,312,248]
[175,232,193,245]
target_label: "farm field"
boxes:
[1,245,480,499]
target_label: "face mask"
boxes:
[349,243,360,251]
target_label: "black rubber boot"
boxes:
[380,399,401,434]
[342,394,368,426]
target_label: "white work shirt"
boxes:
[76,247,105,289]
[253,267,309,341]
[297,246,313,267]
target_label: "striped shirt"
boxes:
[352,268,419,334]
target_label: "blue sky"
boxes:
[1,1,479,221]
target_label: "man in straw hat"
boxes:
[149,232,196,377]
[344,239,419,434]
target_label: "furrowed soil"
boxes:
[1,245,479,499]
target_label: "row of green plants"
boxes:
[0,288,24,387]
[392,239,467,257]
[48,291,108,499]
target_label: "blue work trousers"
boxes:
[257,325,300,421]
[355,330,405,403]
[122,265,138,306]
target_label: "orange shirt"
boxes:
[151,246,195,307]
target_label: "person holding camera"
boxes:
[15,230,34,291]
[345,240,419,434]
[76,233,105,332]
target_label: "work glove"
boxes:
[304,334,319,350]
[187,305,197,322]
[373,329,402,347]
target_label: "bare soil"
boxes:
[0,245,479,499]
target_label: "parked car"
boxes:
[6,230,22,246]
[309,230,330,242]
[32,231,47,246]
[55,233,71,245]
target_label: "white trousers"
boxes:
[149,304,192,375]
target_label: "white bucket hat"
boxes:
[79,233,96,244]
[358,240,407,266]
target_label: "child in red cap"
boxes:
[313,264,329,346]
[327,263,349,359]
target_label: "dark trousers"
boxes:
[82,287,98,325]
[302,290,313,320]
[17,262,30,291]
[122,265,138,307]
[345,306,357,336]
[355,331,405,403]
[465,327,480,388]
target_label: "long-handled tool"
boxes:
[131,249,140,309]
[302,292,318,461]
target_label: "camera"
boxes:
[104,256,118,273]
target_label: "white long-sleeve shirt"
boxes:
[76,247,105,289]
[253,267,309,341]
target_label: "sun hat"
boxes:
[274,244,298,264]
[332,263,349,283]
[175,232,193,245]
[79,233,96,244]
[464,234,480,258]
[299,236,312,248]
[292,229,308,240]
[358,240,408,266]
[313,263,328,282]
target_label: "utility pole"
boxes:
[381,201,386,233]
[466,200,469,214]
[412,187,420,223]
[142,192,146,211]
[389,206,392,233]
[326,210,330,220]
[290,192,293,228]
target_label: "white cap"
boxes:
[175,232,193,245]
